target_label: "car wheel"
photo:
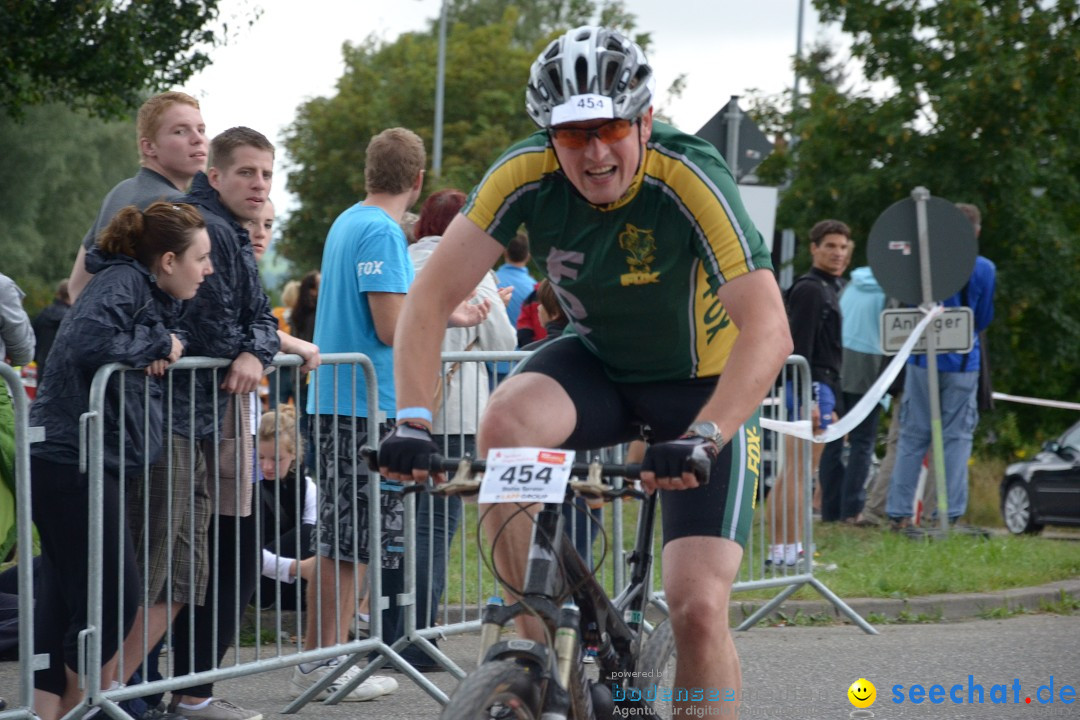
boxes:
[1002,481,1043,535]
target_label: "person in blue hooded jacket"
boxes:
[29,202,212,720]
[818,266,887,523]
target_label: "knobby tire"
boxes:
[633,619,676,718]
[440,660,544,720]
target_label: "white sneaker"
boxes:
[171,698,263,720]
[783,543,804,567]
[289,658,398,701]
[766,544,784,567]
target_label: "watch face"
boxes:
[691,421,720,441]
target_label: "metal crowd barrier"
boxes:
[729,355,876,634]
[0,362,35,720]
[628,356,874,634]
[77,349,632,711]
[72,354,390,720]
[38,349,873,719]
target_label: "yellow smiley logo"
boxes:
[848,678,877,708]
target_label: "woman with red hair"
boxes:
[399,189,515,670]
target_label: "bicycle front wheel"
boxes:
[634,618,677,718]
[440,660,545,720]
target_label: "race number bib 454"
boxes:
[479,447,575,504]
[550,94,614,124]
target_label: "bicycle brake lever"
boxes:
[431,476,481,497]
[685,453,711,486]
[360,445,380,473]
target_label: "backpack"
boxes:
[783,273,840,324]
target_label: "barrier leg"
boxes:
[807,577,879,635]
[735,582,806,631]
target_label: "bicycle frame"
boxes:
[356,447,677,718]
[476,485,661,718]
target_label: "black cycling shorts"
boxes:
[513,335,761,547]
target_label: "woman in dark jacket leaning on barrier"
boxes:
[28,202,213,720]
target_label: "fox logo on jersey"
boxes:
[618,224,660,286]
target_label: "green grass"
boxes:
[972,591,1080,621]
[238,625,281,646]
[967,455,1008,528]
[737,523,1080,601]
[1039,589,1080,614]
[766,609,836,627]
[865,609,945,625]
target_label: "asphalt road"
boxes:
[5,613,1077,720]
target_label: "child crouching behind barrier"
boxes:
[255,406,317,610]
[29,202,212,720]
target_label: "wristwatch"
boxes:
[685,421,725,448]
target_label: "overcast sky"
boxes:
[177,0,839,216]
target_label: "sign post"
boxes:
[911,187,951,535]
[868,188,977,536]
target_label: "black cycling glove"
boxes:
[376,422,439,476]
[641,436,717,485]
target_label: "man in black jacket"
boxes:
[787,220,850,427]
[122,127,280,720]
[770,220,851,565]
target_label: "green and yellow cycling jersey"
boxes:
[464,120,773,383]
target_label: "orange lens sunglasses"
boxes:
[549,118,637,150]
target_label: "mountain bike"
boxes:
[364,448,707,720]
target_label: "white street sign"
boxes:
[880,307,974,355]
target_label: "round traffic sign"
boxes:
[867,196,977,304]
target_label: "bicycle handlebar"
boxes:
[442,455,643,480]
[360,446,710,486]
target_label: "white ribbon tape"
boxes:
[990,393,1080,412]
[762,306,945,443]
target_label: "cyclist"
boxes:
[380,26,792,716]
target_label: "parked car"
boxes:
[1000,421,1080,534]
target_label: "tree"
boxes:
[280,0,652,272]
[754,0,1080,444]
[0,104,135,311]
[0,0,254,120]
[443,0,647,48]
[280,14,535,272]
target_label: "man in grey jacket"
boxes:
[0,273,34,368]
[67,91,208,302]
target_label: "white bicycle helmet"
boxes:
[526,26,654,128]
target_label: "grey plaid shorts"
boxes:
[311,415,404,569]
[127,434,212,606]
